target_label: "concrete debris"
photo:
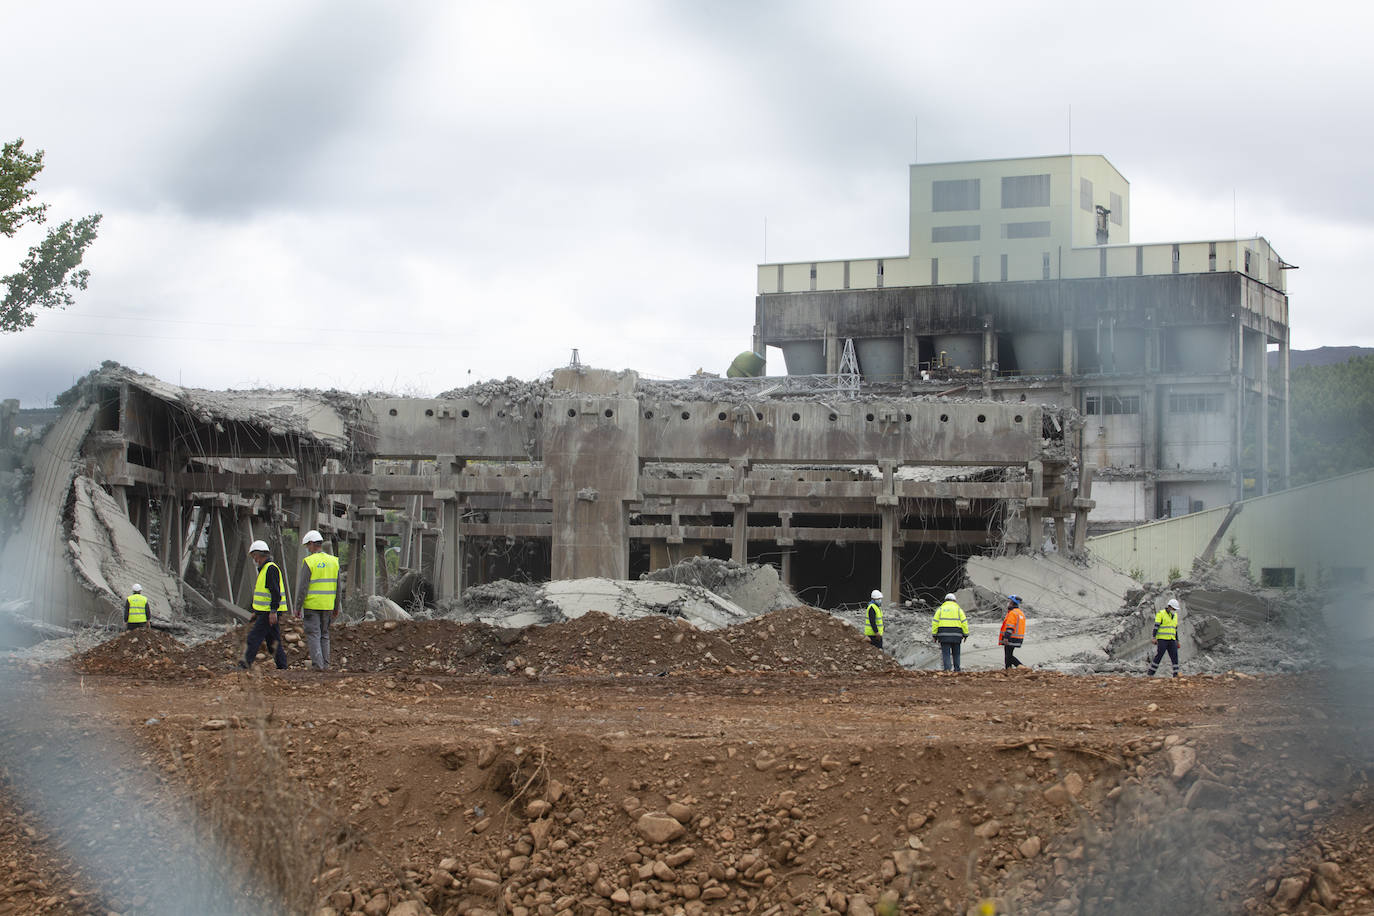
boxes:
[445,576,753,631]
[366,596,413,622]
[640,557,800,615]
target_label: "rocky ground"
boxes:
[0,610,1371,916]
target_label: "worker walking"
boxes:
[1146,598,1182,677]
[862,590,884,648]
[999,595,1027,669]
[124,584,150,631]
[238,539,289,670]
[931,592,969,672]
[294,529,340,670]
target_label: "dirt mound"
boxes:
[722,605,901,673]
[511,611,746,675]
[178,619,520,675]
[70,628,188,676]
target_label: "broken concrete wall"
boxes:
[0,406,102,627]
[68,477,182,625]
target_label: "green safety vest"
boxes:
[302,552,340,611]
[1154,608,1179,641]
[126,593,148,624]
[252,561,289,614]
[931,600,969,636]
[864,601,884,636]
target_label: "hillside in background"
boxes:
[1287,353,1374,485]
[1273,345,1374,369]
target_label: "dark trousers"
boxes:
[938,636,963,672]
[126,622,146,631]
[1147,640,1179,677]
[243,613,288,669]
[868,634,883,649]
[1003,644,1024,669]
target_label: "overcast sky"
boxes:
[1,0,1369,406]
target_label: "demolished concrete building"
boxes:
[755,154,1292,528]
[0,361,1086,630]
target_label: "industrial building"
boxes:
[754,154,1292,528]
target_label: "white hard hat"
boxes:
[131,584,142,593]
[871,589,882,600]
[1167,598,1180,610]
[302,529,324,545]
[248,539,270,554]
[944,593,957,602]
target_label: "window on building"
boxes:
[1260,567,1296,588]
[1042,251,1051,280]
[1208,242,1217,272]
[1003,221,1052,239]
[1000,253,1008,281]
[930,258,938,284]
[931,225,980,243]
[933,179,980,212]
[1109,192,1123,225]
[1002,174,1051,208]
[1084,394,1141,415]
[1080,178,1093,211]
[1168,393,1224,413]
[972,254,980,283]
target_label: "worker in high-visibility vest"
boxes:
[999,595,1027,669]
[124,584,150,631]
[931,593,969,672]
[1146,598,1182,677]
[293,529,340,670]
[238,539,289,670]
[864,589,885,649]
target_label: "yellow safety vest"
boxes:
[126,593,148,624]
[864,601,884,636]
[931,600,969,636]
[1154,609,1179,641]
[252,561,289,614]
[302,552,340,611]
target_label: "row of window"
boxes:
[1083,393,1226,416]
[1078,179,1124,225]
[930,221,1054,243]
[933,174,1123,227]
[933,175,1051,212]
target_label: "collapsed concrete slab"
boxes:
[448,577,753,631]
[964,553,1140,619]
[68,477,182,626]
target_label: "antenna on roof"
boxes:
[569,348,582,370]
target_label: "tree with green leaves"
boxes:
[1,138,102,333]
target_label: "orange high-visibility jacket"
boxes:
[999,606,1026,646]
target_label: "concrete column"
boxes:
[729,459,750,565]
[0,399,16,449]
[1026,460,1046,553]
[1234,320,1246,502]
[435,495,463,600]
[546,392,638,581]
[982,315,995,389]
[730,505,748,564]
[365,490,379,598]
[1071,464,1096,556]
[902,320,917,389]
[1279,331,1291,490]
[780,549,793,589]
[879,504,898,609]
[825,321,840,375]
[1258,332,1270,496]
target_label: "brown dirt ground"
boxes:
[6,611,1374,916]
